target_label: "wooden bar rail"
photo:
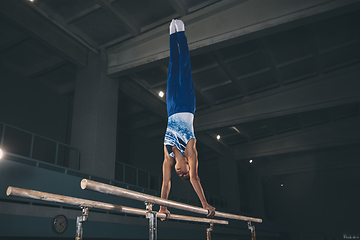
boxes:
[81,179,263,223]
[6,186,228,225]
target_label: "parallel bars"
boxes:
[6,186,228,225]
[7,179,262,240]
[6,186,228,240]
[81,179,262,223]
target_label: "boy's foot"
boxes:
[169,19,176,35]
[174,19,185,32]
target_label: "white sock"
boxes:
[175,19,185,32]
[169,19,176,35]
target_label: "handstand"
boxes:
[159,19,216,219]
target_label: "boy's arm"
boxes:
[186,140,216,217]
[159,148,174,218]
[189,175,216,217]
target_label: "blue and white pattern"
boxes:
[164,112,196,157]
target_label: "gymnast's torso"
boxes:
[164,112,196,157]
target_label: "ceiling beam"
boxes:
[231,126,251,142]
[0,34,29,53]
[257,38,283,86]
[119,77,167,119]
[319,39,360,55]
[168,0,188,16]
[192,63,218,75]
[196,132,226,155]
[307,25,323,75]
[26,57,68,78]
[209,51,248,96]
[205,131,231,150]
[276,54,313,68]
[101,33,133,49]
[265,119,277,136]
[233,116,360,160]
[96,0,141,37]
[106,0,360,78]
[194,64,360,131]
[129,73,166,104]
[258,145,360,176]
[34,1,100,55]
[0,0,88,68]
[193,83,215,107]
[140,13,179,34]
[66,4,101,24]
[0,57,26,75]
[237,68,271,82]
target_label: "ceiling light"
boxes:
[281,183,284,187]
[158,91,164,98]
[249,159,253,163]
[216,135,220,140]
[0,149,2,159]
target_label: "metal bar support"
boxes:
[75,206,89,240]
[145,201,157,240]
[248,221,256,240]
[206,223,214,240]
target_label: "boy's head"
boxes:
[175,156,190,181]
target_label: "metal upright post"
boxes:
[145,201,157,240]
[75,206,89,240]
[248,221,256,240]
[206,223,214,240]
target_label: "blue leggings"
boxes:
[166,31,196,117]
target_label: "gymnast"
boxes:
[159,19,215,219]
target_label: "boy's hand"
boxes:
[159,207,171,221]
[203,203,216,218]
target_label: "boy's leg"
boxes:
[174,20,196,114]
[175,21,191,84]
[166,20,180,116]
